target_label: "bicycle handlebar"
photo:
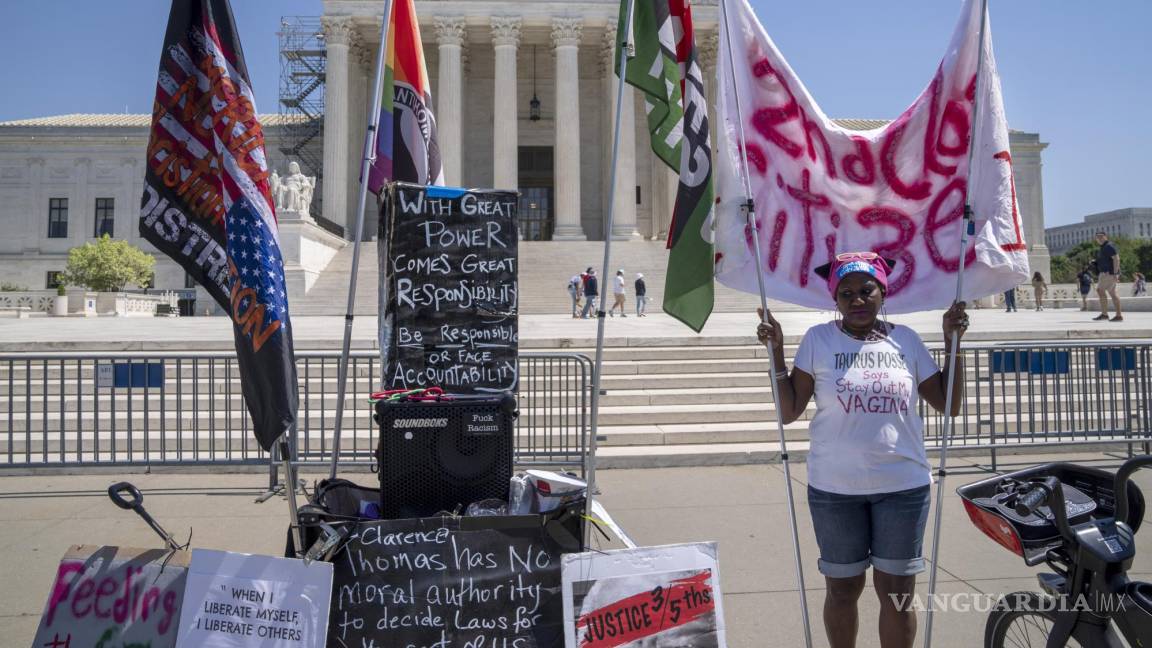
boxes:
[1015,476,1060,517]
[1015,456,1152,545]
[1114,455,1152,527]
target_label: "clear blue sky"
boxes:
[0,0,1148,227]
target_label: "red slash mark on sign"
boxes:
[993,151,1027,252]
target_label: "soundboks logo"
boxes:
[392,418,449,428]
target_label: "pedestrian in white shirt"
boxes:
[609,269,627,317]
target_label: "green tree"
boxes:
[1056,235,1147,281]
[61,235,155,292]
[1050,255,1075,283]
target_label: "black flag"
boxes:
[139,0,297,451]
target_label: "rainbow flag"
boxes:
[367,0,444,192]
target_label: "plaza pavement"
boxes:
[2,307,1151,645]
[1,450,1151,647]
[1,306,1150,351]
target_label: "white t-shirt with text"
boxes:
[793,322,938,495]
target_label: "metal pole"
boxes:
[719,1,812,645]
[329,1,394,480]
[280,433,304,555]
[583,0,635,547]
[923,0,989,644]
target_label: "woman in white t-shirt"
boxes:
[755,252,968,648]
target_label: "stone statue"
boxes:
[269,170,281,206]
[272,161,316,217]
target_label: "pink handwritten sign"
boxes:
[33,545,189,648]
[714,0,1029,312]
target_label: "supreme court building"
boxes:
[0,0,1051,301]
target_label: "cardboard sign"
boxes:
[34,545,190,648]
[380,183,519,394]
[562,543,727,648]
[329,515,578,648]
[174,549,332,648]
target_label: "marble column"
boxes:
[551,18,585,240]
[347,32,371,238]
[119,157,138,244]
[650,154,677,241]
[601,24,638,240]
[321,17,352,237]
[26,157,44,251]
[490,17,521,191]
[435,17,466,186]
[1010,133,1051,282]
[698,32,720,161]
[73,158,91,244]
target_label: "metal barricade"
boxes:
[0,351,593,473]
[288,351,593,474]
[921,341,1152,468]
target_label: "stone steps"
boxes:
[3,332,1145,467]
[2,378,1127,416]
[292,241,804,316]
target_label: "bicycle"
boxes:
[957,455,1152,647]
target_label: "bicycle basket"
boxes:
[957,462,1145,562]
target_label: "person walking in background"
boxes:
[1093,230,1123,321]
[1030,272,1047,311]
[581,269,598,319]
[635,273,647,317]
[609,269,628,317]
[568,273,582,318]
[1076,266,1094,311]
[1003,288,1017,312]
[1133,272,1147,297]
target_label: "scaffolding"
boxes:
[278,17,333,233]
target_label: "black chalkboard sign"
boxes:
[379,183,519,394]
[328,516,568,648]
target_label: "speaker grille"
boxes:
[376,398,514,519]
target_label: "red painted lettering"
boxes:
[842,136,876,186]
[994,151,1027,251]
[45,562,84,626]
[936,100,970,158]
[741,141,767,175]
[923,73,959,177]
[768,210,788,271]
[785,169,831,287]
[924,178,978,271]
[856,206,918,295]
[803,114,837,178]
[880,116,932,200]
[748,57,803,158]
[751,104,803,158]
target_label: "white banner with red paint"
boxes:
[714,0,1029,311]
[562,543,726,648]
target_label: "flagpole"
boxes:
[719,1,813,645]
[329,1,393,480]
[279,432,304,554]
[922,1,989,645]
[583,0,635,547]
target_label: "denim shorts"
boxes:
[807,484,931,578]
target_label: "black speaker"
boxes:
[374,394,516,519]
